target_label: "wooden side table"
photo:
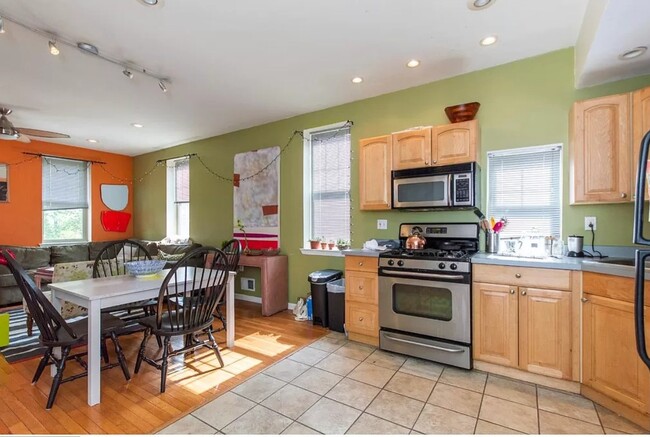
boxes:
[34,266,54,289]
[239,255,288,316]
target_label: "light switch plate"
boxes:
[377,219,388,230]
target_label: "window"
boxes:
[303,122,351,247]
[487,144,562,238]
[42,157,90,243]
[166,158,190,238]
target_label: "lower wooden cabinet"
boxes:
[473,279,574,380]
[345,256,379,346]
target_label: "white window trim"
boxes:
[42,159,91,245]
[166,157,190,238]
[302,121,350,253]
[486,143,563,239]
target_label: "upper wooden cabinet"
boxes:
[433,120,480,166]
[359,135,392,210]
[633,87,650,197]
[391,128,432,170]
[391,121,479,170]
[570,93,631,204]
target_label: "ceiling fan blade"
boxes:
[16,134,31,143]
[15,128,70,139]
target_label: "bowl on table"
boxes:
[124,260,167,277]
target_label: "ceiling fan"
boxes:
[0,108,70,143]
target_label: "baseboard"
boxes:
[473,360,581,394]
[581,385,650,431]
[234,293,295,310]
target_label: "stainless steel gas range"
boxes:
[378,222,478,369]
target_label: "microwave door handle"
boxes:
[634,130,650,245]
[447,174,453,206]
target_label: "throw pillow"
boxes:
[157,250,185,261]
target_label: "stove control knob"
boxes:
[450,263,458,270]
[387,259,395,266]
[397,260,404,267]
[438,262,446,269]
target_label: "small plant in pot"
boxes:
[336,238,350,251]
[309,237,321,249]
[328,240,336,250]
[320,237,328,250]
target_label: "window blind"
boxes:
[174,159,190,203]
[42,158,89,210]
[310,127,351,241]
[487,145,562,238]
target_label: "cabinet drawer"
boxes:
[473,264,571,291]
[346,271,378,304]
[346,302,378,338]
[583,272,650,306]
[345,256,377,273]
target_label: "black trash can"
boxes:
[326,278,345,333]
[308,269,342,327]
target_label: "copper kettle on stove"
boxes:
[405,230,426,250]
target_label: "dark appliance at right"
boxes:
[633,129,650,372]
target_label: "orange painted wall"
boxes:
[0,139,134,246]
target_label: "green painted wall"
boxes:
[134,48,650,304]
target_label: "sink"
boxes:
[584,258,635,267]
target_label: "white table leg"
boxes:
[87,300,101,406]
[50,290,63,377]
[226,271,235,348]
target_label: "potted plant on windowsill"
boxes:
[309,237,321,250]
[328,240,336,250]
[320,237,328,250]
[336,239,350,251]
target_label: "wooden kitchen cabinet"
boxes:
[570,93,631,204]
[581,272,650,426]
[392,122,479,170]
[359,135,392,210]
[344,256,379,346]
[472,265,576,380]
[633,86,650,197]
[433,120,480,166]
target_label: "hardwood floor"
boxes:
[0,301,328,434]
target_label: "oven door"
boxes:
[392,174,450,209]
[378,273,470,344]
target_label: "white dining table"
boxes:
[49,268,236,406]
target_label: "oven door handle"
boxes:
[384,334,465,353]
[382,269,465,281]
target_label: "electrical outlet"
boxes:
[377,219,388,230]
[585,216,597,231]
[240,277,255,291]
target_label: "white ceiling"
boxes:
[0,0,644,156]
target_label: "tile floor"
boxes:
[158,332,647,435]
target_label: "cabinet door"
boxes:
[473,282,519,367]
[346,270,378,305]
[519,287,572,379]
[432,120,479,166]
[633,86,650,198]
[570,94,631,203]
[346,302,378,338]
[391,128,432,170]
[359,135,392,210]
[583,294,650,413]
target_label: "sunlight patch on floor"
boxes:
[234,332,295,357]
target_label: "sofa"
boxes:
[0,239,201,306]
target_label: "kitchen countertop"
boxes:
[472,252,640,278]
[340,249,382,258]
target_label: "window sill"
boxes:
[40,241,90,247]
[300,248,344,257]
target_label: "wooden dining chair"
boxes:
[134,247,229,393]
[213,239,241,332]
[1,250,131,410]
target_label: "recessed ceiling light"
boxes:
[0,16,5,34]
[351,77,363,84]
[48,40,59,56]
[480,35,498,46]
[468,0,495,10]
[406,59,420,68]
[87,139,98,143]
[77,42,99,55]
[131,123,144,128]
[139,0,159,5]
[619,46,647,60]
[123,69,134,79]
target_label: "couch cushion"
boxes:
[157,243,201,255]
[50,244,90,264]
[0,269,37,288]
[89,241,117,261]
[135,240,160,257]
[0,246,51,270]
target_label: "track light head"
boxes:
[0,16,5,34]
[123,69,134,79]
[48,40,60,55]
[158,80,168,93]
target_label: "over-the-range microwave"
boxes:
[392,162,480,210]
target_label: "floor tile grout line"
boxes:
[473,372,486,434]
[188,413,221,434]
[410,376,441,433]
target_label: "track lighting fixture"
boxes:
[0,16,5,34]
[123,69,134,79]
[48,40,59,55]
[158,80,168,93]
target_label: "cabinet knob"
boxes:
[358,262,363,266]
[521,289,527,296]
[359,317,364,322]
[621,192,627,198]
[358,285,364,290]
[515,273,522,278]
[509,289,515,294]
[433,160,437,164]
[425,161,429,165]
[581,297,589,303]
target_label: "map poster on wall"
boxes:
[233,146,280,250]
